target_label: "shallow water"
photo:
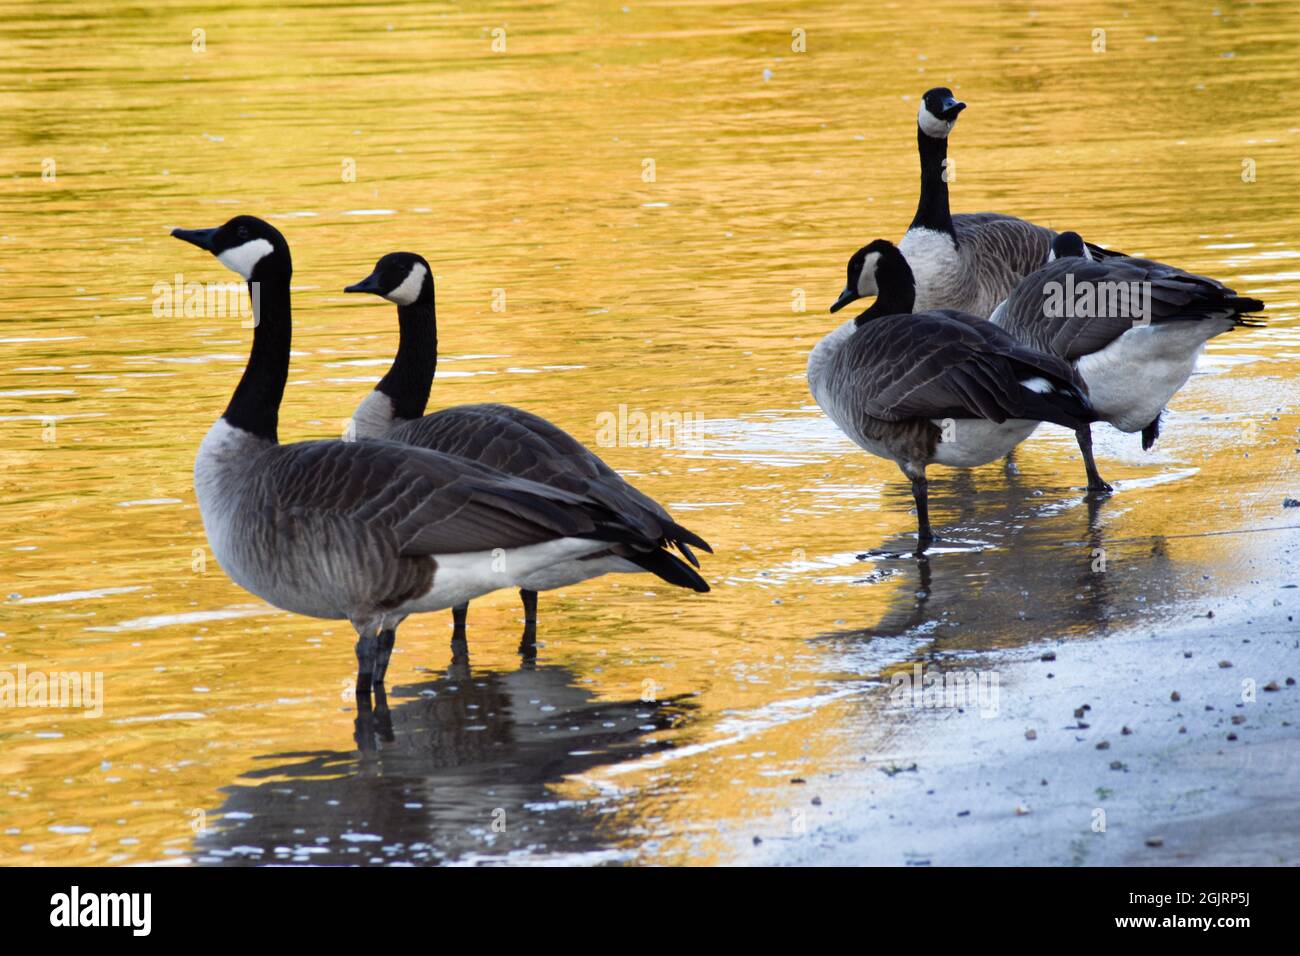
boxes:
[1,0,1298,865]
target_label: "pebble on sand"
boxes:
[1145,836,1164,848]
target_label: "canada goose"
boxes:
[816,239,1096,544]
[342,251,711,643]
[172,216,681,695]
[899,88,1114,317]
[988,231,1266,490]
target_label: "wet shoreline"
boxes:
[735,525,1300,866]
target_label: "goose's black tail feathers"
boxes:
[629,547,710,592]
[1019,382,1099,432]
[1141,411,1163,451]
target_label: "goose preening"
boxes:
[173,216,690,695]
[815,239,1096,544]
[342,251,710,644]
[896,87,1115,318]
[988,231,1267,490]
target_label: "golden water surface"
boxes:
[1,0,1298,864]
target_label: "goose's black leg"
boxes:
[372,627,396,686]
[354,632,378,697]
[518,588,539,662]
[451,603,468,640]
[1075,425,1113,494]
[1003,448,1020,476]
[911,473,934,548]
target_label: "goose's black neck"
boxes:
[376,295,437,421]
[223,276,291,442]
[909,127,955,239]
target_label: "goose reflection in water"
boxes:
[193,636,694,865]
[819,467,1180,657]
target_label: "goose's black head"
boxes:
[345,252,433,306]
[1048,231,1092,263]
[171,215,291,281]
[830,239,915,317]
[918,87,966,139]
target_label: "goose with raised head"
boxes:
[899,87,1115,318]
[342,251,711,645]
[173,216,683,695]
[988,231,1267,490]
[817,239,1097,544]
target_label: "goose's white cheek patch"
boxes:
[858,251,882,297]
[217,238,275,279]
[385,262,428,306]
[917,106,954,139]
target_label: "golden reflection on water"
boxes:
[1,0,1298,864]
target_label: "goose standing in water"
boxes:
[817,239,1096,545]
[900,87,1115,317]
[342,252,710,646]
[989,231,1266,491]
[173,216,684,694]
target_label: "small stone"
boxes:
[1264,681,1281,692]
[1231,715,1246,725]
[1015,804,1032,816]
[1040,651,1056,661]
[790,777,806,784]
[1110,760,1125,770]
[1025,729,1037,740]
[1145,836,1164,848]
[1218,660,1233,669]
[811,796,822,806]
[1178,725,1187,734]
[1171,691,1181,702]
[1096,740,1110,750]
[1121,726,1132,735]
[1074,707,1086,718]
[1183,651,1193,659]
[752,835,762,846]
[1288,677,1296,686]
[1227,732,1238,741]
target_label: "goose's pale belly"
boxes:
[1076,321,1227,432]
[407,538,622,611]
[929,418,1041,466]
[516,554,642,592]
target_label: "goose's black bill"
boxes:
[344,273,383,295]
[830,285,860,314]
[939,96,966,120]
[171,227,219,251]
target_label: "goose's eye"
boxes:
[237,226,249,240]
